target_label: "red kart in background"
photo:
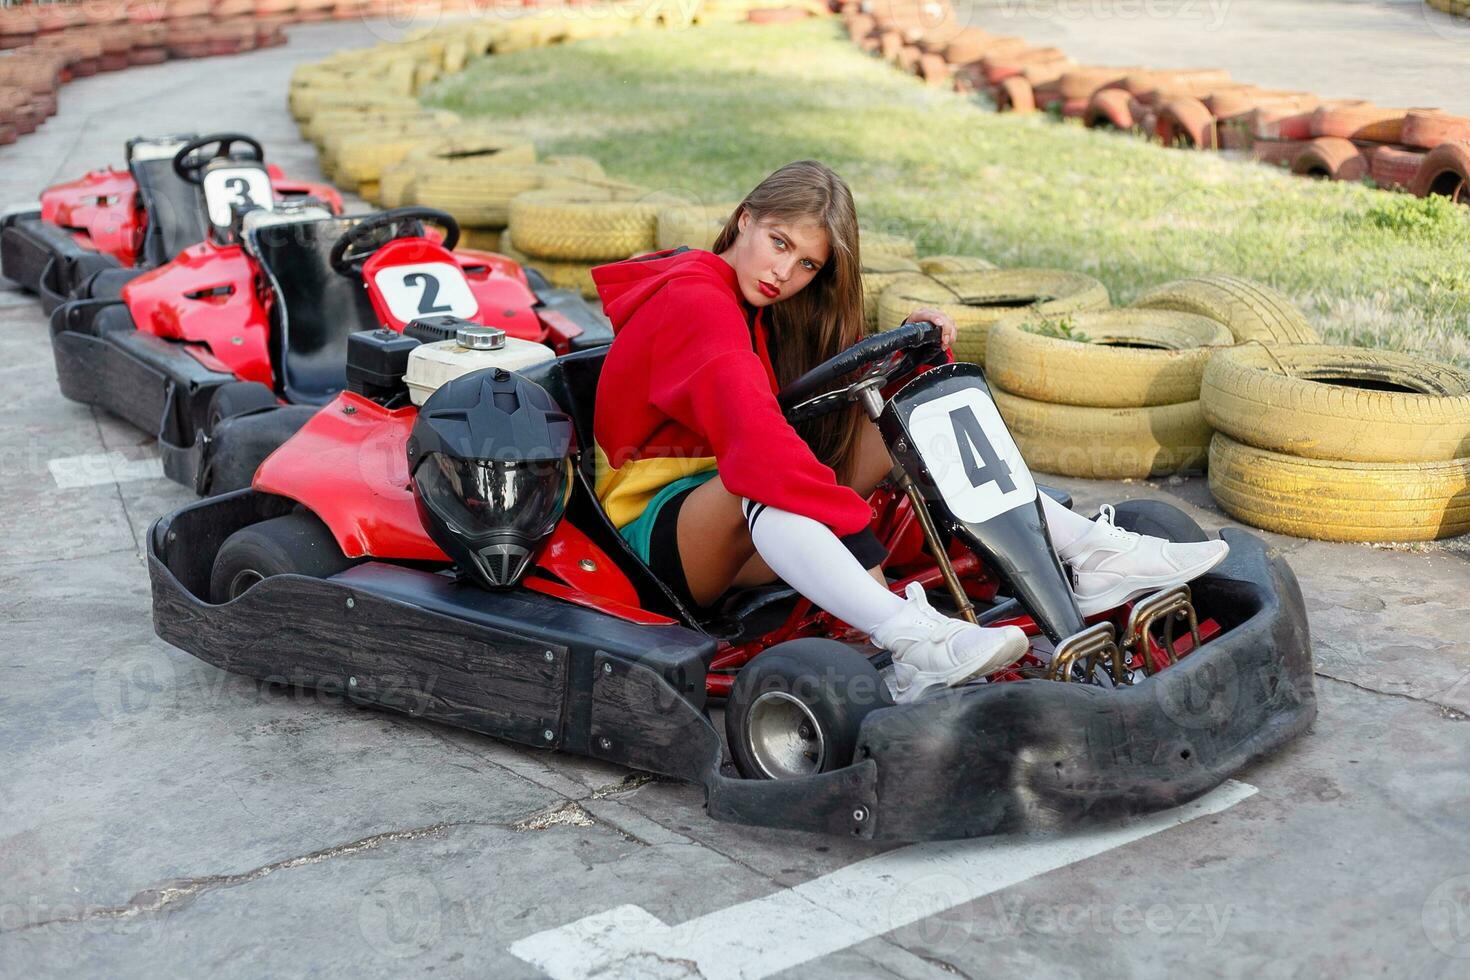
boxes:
[0,132,342,311]
[45,201,612,493]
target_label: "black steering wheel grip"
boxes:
[171,133,265,185]
[777,320,945,422]
[327,207,462,277]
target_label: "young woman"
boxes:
[590,161,1227,703]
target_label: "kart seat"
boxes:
[129,143,210,268]
[249,215,379,405]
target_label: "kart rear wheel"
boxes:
[208,381,279,431]
[725,639,891,780]
[209,512,356,604]
[1110,499,1209,543]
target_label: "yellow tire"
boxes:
[656,203,737,251]
[985,309,1233,408]
[860,230,917,263]
[509,185,673,261]
[1131,275,1319,344]
[500,230,600,299]
[1208,433,1470,542]
[993,389,1212,479]
[919,254,996,275]
[411,161,606,229]
[402,131,538,173]
[860,262,924,333]
[1201,344,1470,463]
[879,269,1110,364]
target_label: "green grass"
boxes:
[425,19,1470,366]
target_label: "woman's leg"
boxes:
[729,417,893,589]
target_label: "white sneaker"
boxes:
[1060,505,1229,617]
[872,582,1028,704]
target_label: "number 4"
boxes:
[949,405,1016,494]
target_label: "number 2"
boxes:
[949,405,1016,494]
[403,272,452,315]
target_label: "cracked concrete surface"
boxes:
[2,14,1470,980]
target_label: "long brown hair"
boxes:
[711,161,867,482]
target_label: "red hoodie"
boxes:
[590,248,872,536]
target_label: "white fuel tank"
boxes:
[405,324,556,407]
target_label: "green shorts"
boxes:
[617,469,719,564]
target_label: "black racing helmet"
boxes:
[407,367,575,589]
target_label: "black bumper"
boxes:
[0,213,122,313]
[149,493,1313,842]
[49,300,313,493]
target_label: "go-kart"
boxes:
[0,132,343,311]
[46,203,613,494]
[147,320,1314,841]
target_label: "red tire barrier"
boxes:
[1401,110,1470,150]
[1084,87,1134,130]
[1290,137,1369,182]
[1253,138,1309,169]
[1370,146,1428,190]
[1310,103,1417,143]
[1408,141,1470,203]
[1156,96,1216,149]
[996,75,1036,114]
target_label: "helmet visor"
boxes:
[414,454,571,543]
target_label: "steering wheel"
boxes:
[171,133,265,185]
[328,206,462,277]
[777,320,946,423]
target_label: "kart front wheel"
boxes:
[209,512,356,604]
[1110,499,1209,543]
[725,639,892,780]
[207,381,278,431]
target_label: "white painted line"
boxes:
[510,780,1257,980]
[48,451,165,489]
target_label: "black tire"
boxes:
[1111,499,1209,543]
[207,381,278,431]
[725,639,891,780]
[208,512,355,604]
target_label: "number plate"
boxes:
[906,387,1036,524]
[373,261,479,324]
[202,167,274,226]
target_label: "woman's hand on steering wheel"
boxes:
[905,306,956,349]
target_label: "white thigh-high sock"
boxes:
[742,500,905,634]
[1040,492,1099,559]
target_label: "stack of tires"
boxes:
[877,267,1108,365]
[395,150,606,254]
[1203,346,1470,542]
[504,184,676,298]
[978,275,1319,481]
[984,308,1229,480]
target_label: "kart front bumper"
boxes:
[49,300,314,493]
[0,211,120,312]
[149,492,1313,842]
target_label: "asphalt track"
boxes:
[2,16,1469,979]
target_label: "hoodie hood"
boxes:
[591,247,742,333]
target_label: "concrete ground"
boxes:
[2,15,1469,980]
[962,0,1470,116]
